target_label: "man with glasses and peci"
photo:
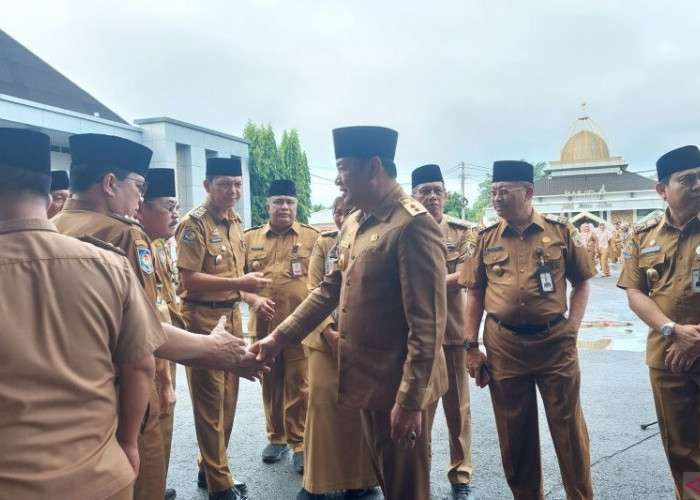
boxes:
[176,157,270,500]
[48,169,70,218]
[460,160,596,500]
[411,164,476,500]
[55,136,267,500]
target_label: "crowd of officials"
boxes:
[1,125,699,500]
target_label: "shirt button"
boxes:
[519,237,524,241]
[340,332,347,339]
[521,302,525,306]
[351,255,355,260]
[342,308,347,313]
[520,269,524,273]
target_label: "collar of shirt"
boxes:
[359,183,404,225]
[264,220,301,236]
[204,198,237,225]
[62,198,105,213]
[0,218,57,235]
[660,208,700,232]
[498,210,544,238]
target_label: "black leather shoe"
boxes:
[208,487,248,500]
[296,488,326,499]
[451,483,477,500]
[345,487,379,498]
[262,443,289,463]
[164,488,176,500]
[198,470,247,495]
[293,451,305,473]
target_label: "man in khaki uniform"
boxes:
[298,196,378,499]
[411,164,476,500]
[596,222,612,277]
[54,135,262,500]
[243,179,319,473]
[251,126,448,500]
[137,168,181,497]
[176,157,268,500]
[461,160,596,500]
[0,128,160,499]
[48,169,70,218]
[618,145,700,499]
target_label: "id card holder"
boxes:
[537,266,555,294]
[692,268,700,293]
[291,257,303,277]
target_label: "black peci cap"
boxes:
[50,170,70,190]
[332,126,398,160]
[0,128,51,176]
[206,157,242,178]
[492,160,534,184]
[412,164,444,188]
[145,168,176,199]
[268,179,297,197]
[69,133,152,178]
[656,145,700,181]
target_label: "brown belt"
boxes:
[183,298,240,309]
[487,313,565,335]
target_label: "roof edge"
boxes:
[134,116,250,144]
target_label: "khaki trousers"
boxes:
[183,306,242,493]
[360,402,438,500]
[302,346,377,493]
[485,317,593,500]
[187,367,239,493]
[133,384,166,500]
[262,343,308,452]
[442,346,474,484]
[599,249,610,276]
[156,361,177,472]
[649,368,700,500]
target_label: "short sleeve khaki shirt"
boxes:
[617,211,700,371]
[440,215,470,345]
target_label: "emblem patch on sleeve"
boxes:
[182,226,197,243]
[466,240,477,259]
[137,247,154,274]
[623,239,637,259]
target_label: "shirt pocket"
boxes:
[446,249,460,274]
[639,252,666,290]
[286,246,312,279]
[204,242,233,275]
[543,245,565,272]
[247,250,268,274]
[484,249,510,282]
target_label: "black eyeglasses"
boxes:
[126,176,149,195]
[416,187,446,197]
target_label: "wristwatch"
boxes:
[463,339,480,351]
[659,322,676,339]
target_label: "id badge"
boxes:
[290,258,303,277]
[692,268,700,293]
[537,266,555,294]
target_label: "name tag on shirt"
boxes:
[641,245,660,255]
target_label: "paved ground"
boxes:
[166,260,676,499]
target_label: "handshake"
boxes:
[206,316,274,380]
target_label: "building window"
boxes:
[176,143,192,212]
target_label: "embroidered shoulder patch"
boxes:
[182,226,197,243]
[137,246,154,274]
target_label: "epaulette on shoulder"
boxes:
[446,215,471,229]
[633,215,661,233]
[399,196,427,217]
[189,206,207,220]
[321,229,339,237]
[300,222,321,233]
[78,234,127,256]
[244,224,264,234]
[479,220,499,234]
[108,212,142,227]
[544,213,568,225]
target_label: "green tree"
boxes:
[311,203,327,213]
[243,122,284,226]
[443,191,465,218]
[280,129,312,223]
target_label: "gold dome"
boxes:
[560,130,610,162]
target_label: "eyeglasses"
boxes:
[146,200,179,214]
[416,186,446,197]
[127,176,149,195]
[491,186,525,198]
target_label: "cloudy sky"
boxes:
[3,1,700,206]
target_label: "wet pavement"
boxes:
[166,259,674,499]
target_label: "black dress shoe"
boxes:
[262,443,289,463]
[208,487,248,500]
[164,488,176,500]
[198,470,247,495]
[345,487,379,498]
[293,451,305,473]
[296,487,326,499]
[451,483,477,500]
